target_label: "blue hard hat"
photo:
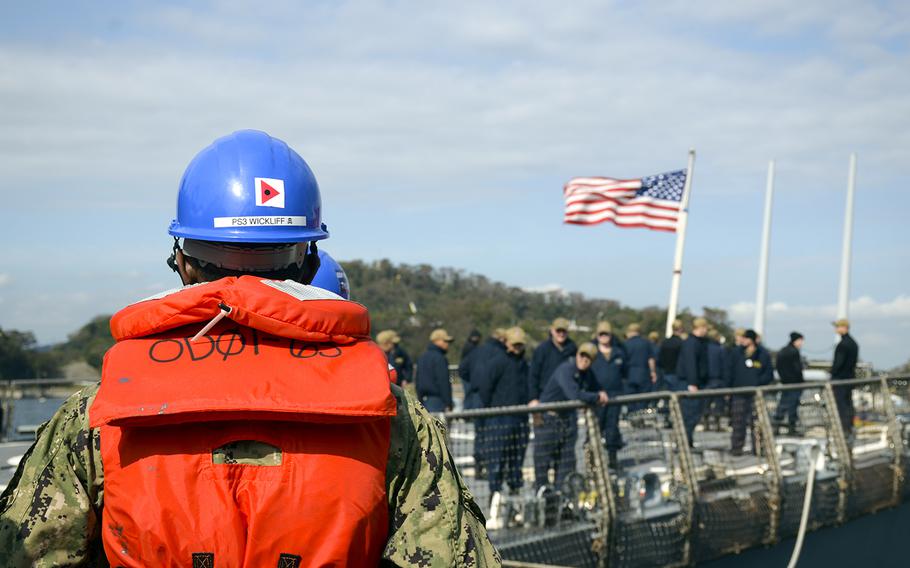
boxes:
[311,250,350,299]
[169,130,329,243]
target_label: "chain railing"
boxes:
[442,374,910,567]
[441,401,606,568]
[606,392,692,568]
[884,376,910,501]
[756,382,844,537]
[841,377,898,517]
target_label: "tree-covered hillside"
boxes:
[0,259,735,378]
[344,259,734,361]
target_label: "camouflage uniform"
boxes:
[0,383,500,567]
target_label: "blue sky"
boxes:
[1,1,908,368]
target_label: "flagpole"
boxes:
[665,149,696,338]
[754,159,775,335]
[837,153,857,320]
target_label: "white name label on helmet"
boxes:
[213,216,307,228]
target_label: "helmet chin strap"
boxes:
[298,241,320,285]
[166,237,180,274]
[166,238,192,286]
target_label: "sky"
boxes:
[0,0,908,369]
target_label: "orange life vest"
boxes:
[90,277,397,567]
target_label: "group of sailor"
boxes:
[375,315,860,494]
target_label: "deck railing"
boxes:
[3,374,908,567]
[440,374,910,567]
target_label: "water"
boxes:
[0,397,68,490]
[4,397,68,441]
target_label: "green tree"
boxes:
[0,329,38,379]
[344,259,734,363]
[0,328,62,379]
[58,315,114,370]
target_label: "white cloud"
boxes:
[850,295,910,319]
[1,1,908,212]
[728,295,910,369]
[0,274,9,286]
[730,295,910,321]
[642,0,910,42]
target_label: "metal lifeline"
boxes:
[439,373,910,567]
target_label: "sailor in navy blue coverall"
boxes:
[476,327,530,495]
[416,328,454,412]
[590,322,627,467]
[676,318,710,446]
[534,344,607,488]
[728,329,773,454]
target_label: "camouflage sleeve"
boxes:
[383,385,501,567]
[0,384,106,567]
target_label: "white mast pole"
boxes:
[837,153,857,320]
[665,149,696,338]
[754,159,775,335]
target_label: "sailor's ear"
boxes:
[174,248,202,285]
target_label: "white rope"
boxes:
[787,444,821,568]
[190,304,231,343]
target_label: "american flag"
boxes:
[563,170,686,232]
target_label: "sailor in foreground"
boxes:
[0,130,499,567]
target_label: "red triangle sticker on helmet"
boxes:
[253,177,286,208]
[260,180,281,204]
